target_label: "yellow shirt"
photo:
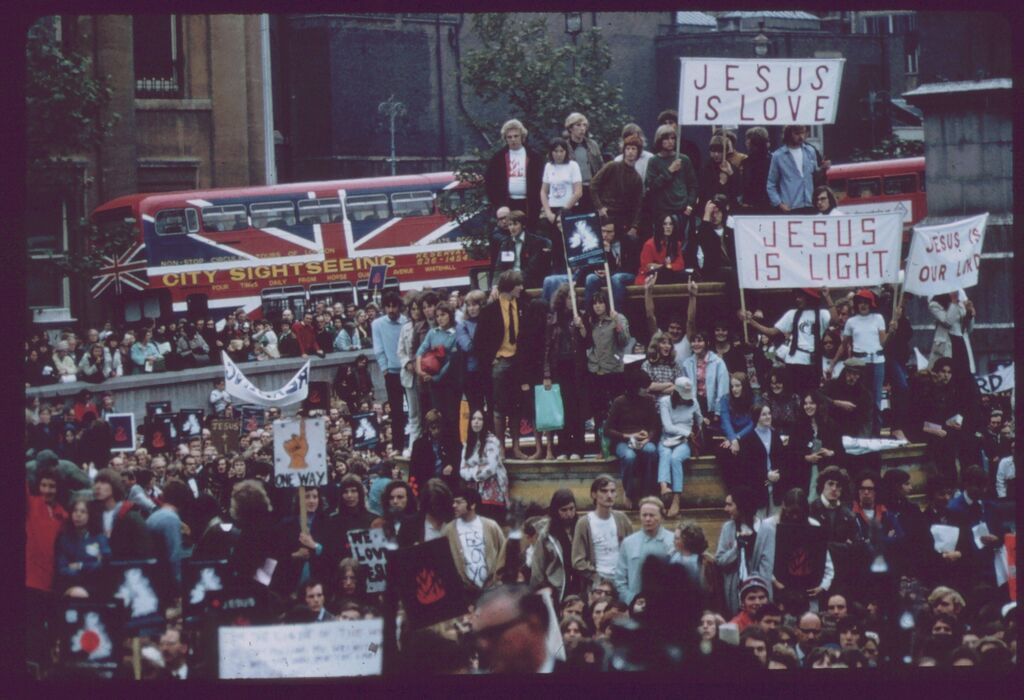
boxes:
[496,296,517,359]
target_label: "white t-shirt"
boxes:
[843,313,885,360]
[788,146,805,176]
[424,518,444,542]
[507,148,527,199]
[773,309,831,365]
[456,517,488,588]
[588,511,620,578]
[543,161,582,209]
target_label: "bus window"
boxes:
[155,209,190,235]
[297,198,342,225]
[185,209,200,233]
[391,190,435,217]
[829,179,847,197]
[250,201,297,229]
[883,174,918,195]
[309,281,355,307]
[346,194,390,222]
[848,178,881,198]
[201,204,249,233]
[261,285,307,323]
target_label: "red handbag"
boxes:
[420,345,446,376]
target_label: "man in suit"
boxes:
[490,210,551,290]
[484,119,544,227]
[476,270,528,459]
[766,124,830,213]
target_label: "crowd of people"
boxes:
[24,111,1016,678]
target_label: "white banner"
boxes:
[839,199,914,225]
[222,353,310,407]
[218,619,382,678]
[273,417,328,488]
[976,363,1014,395]
[734,214,903,289]
[903,213,988,296]
[842,436,909,455]
[679,58,844,126]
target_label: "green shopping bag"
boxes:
[534,384,565,432]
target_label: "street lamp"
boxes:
[564,12,583,76]
[378,95,406,177]
[753,33,770,57]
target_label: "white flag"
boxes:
[222,353,310,407]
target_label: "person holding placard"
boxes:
[582,218,635,312]
[584,290,632,442]
[742,287,835,400]
[645,124,698,227]
[273,486,343,597]
[539,137,582,266]
[686,195,736,287]
[766,125,829,213]
[543,283,588,460]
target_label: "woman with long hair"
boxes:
[686,194,737,286]
[78,343,109,384]
[55,495,111,596]
[642,330,680,398]
[584,289,631,443]
[530,488,580,603]
[459,409,509,525]
[789,391,839,497]
[717,372,755,493]
[738,401,788,519]
[714,486,762,618]
[635,213,687,286]
[543,283,588,459]
[763,367,802,437]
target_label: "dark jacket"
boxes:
[739,150,773,212]
[485,145,545,223]
[409,433,463,495]
[697,159,741,212]
[475,296,526,370]
[89,500,154,560]
[684,220,736,280]
[273,510,344,596]
[738,428,789,510]
[590,160,644,229]
[808,498,860,592]
[491,232,551,290]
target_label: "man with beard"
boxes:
[381,479,417,541]
[572,475,633,599]
[530,489,581,605]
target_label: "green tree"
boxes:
[25,18,132,279]
[440,13,633,259]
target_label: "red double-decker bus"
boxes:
[826,156,927,242]
[90,172,487,324]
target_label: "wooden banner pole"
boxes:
[739,283,750,346]
[604,260,617,317]
[132,637,142,680]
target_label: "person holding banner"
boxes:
[539,137,583,266]
[766,125,829,213]
[742,287,835,399]
[272,486,342,598]
[927,291,977,386]
[697,134,741,214]
[686,195,736,287]
[645,124,698,227]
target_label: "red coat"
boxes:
[291,321,321,355]
[25,483,68,592]
[634,237,686,285]
[729,609,755,633]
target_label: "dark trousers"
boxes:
[384,371,407,451]
[590,372,624,436]
[464,369,491,427]
[553,359,587,456]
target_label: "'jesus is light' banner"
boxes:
[679,58,845,126]
[733,214,902,289]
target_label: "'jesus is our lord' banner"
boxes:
[734,214,902,289]
[679,58,845,126]
[903,213,988,297]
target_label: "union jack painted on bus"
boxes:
[91,242,148,298]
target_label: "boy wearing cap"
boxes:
[657,376,703,517]
[730,576,771,632]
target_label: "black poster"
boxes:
[145,413,178,452]
[58,600,124,677]
[562,210,605,274]
[773,522,828,591]
[350,412,380,450]
[387,538,469,630]
[239,405,266,435]
[182,559,229,618]
[177,409,205,439]
[103,559,171,637]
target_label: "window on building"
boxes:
[884,174,918,195]
[906,46,920,75]
[298,198,343,225]
[848,178,881,198]
[26,189,70,309]
[250,201,297,229]
[346,194,390,222]
[201,204,249,233]
[134,15,182,98]
[391,191,435,217]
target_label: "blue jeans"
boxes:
[542,274,570,304]
[615,441,658,502]
[885,360,909,432]
[657,441,692,493]
[585,272,634,310]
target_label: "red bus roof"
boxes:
[92,171,459,217]
[827,157,924,177]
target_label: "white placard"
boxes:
[347,528,388,594]
[841,436,909,455]
[222,353,310,407]
[930,524,960,554]
[734,214,902,289]
[975,363,1014,395]
[273,417,327,488]
[903,213,988,296]
[218,619,383,678]
[679,58,845,125]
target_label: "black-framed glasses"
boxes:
[593,588,614,597]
